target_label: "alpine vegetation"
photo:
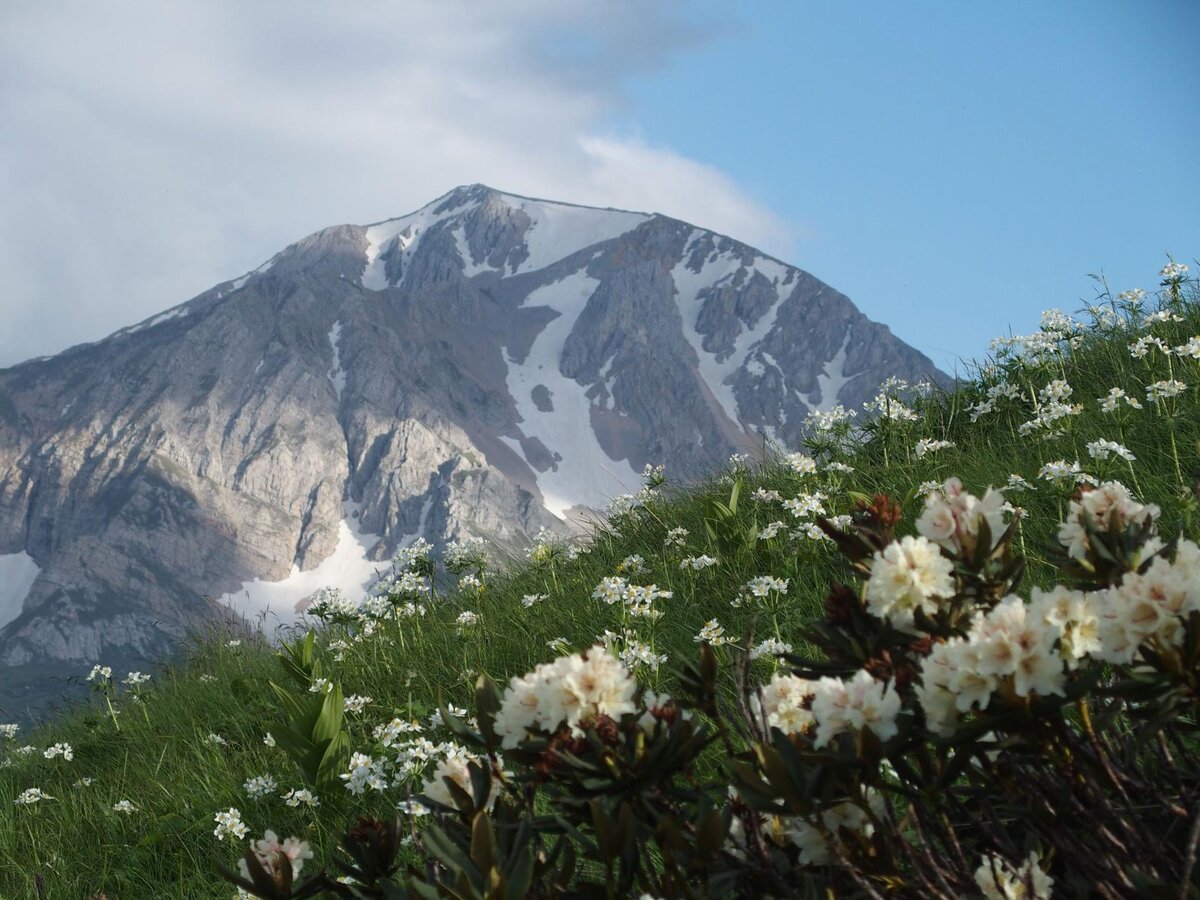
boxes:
[0,262,1197,897]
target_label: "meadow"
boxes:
[1,263,1197,898]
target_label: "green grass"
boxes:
[1,274,1197,898]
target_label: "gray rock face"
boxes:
[0,184,945,723]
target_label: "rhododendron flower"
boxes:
[866,535,955,632]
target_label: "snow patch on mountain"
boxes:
[500,196,648,274]
[505,270,644,517]
[671,233,791,427]
[328,321,346,400]
[805,335,856,412]
[217,502,380,636]
[0,551,39,633]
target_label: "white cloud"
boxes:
[0,1,787,367]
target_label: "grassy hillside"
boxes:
[1,266,1196,898]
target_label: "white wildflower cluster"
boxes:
[1174,336,1200,359]
[1099,386,1142,412]
[969,382,1021,423]
[521,593,548,608]
[112,800,138,815]
[343,694,372,713]
[42,743,73,761]
[752,487,782,503]
[392,538,433,572]
[757,521,786,541]
[0,724,18,740]
[784,791,887,866]
[493,646,637,749]
[590,576,673,619]
[694,618,728,645]
[305,587,360,622]
[421,752,499,810]
[749,637,794,660]
[782,490,827,520]
[914,438,954,458]
[1160,260,1189,281]
[1090,540,1200,665]
[341,752,390,795]
[804,404,857,432]
[123,671,151,686]
[1038,459,1096,487]
[916,477,1008,557]
[916,596,1066,736]
[1085,438,1135,462]
[1056,481,1159,562]
[863,386,920,422]
[663,526,689,548]
[679,554,718,571]
[87,665,112,684]
[213,807,249,841]
[974,852,1054,900]
[443,536,488,572]
[391,736,468,782]
[15,787,54,805]
[600,628,669,672]
[618,554,648,575]
[281,788,319,808]
[755,669,901,749]
[783,452,818,475]
[455,611,479,631]
[865,535,955,632]
[1017,380,1083,437]
[1129,334,1169,358]
[1146,378,1187,404]
[243,774,278,799]
[457,573,483,594]
[526,526,582,564]
[237,831,314,886]
[745,575,789,600]
[372,717,424,748]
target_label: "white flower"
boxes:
[916,477,1008,556]
[1056,481,1159,562]
[87,665,112,683]
[122,671,151,686]
[914,438,954,458]
[14,788,54,805]
[43,742,73,761]
[694,618,728,645]
[205,733,228,746]
[343,694,371,713]
[746,575,789,598]
[1160,261,1189,280]
[263,732,276,748]
[243,775,278,799]
[281,788,320,808]
[1085,439,1135,462]
[493,646,637,747]
[753,672,814,735]
[112,800,138,814]
[237,830,314,885]
[680,554,718,571]
[341,752,390,795]
[0,724,18,740]
[783,452,818,475]
[750,637,794,660]
[757,521,786,540]
[520,593,547,608]
[422,753,497,810]
[455,611,479,628]
[663,527,689,548]
[975,851,1054,899]
[1175,336,1200,359]
[213,807,249,841]
[753,487,783,502]
[1146,379,1187,403]
[810,670,902,748]
[784,791,885,866]
[865,536,955,631]
[1099,387,1142,412]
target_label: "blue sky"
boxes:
[1,1,1197,372]
[617,1,1200,372]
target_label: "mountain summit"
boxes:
[0,185,943,721]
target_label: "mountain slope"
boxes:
[0,184,944,721]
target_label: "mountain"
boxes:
[0,184,944,722]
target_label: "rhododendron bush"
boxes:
[223,477,1200,899]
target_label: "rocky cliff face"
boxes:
[0,184,944,722]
